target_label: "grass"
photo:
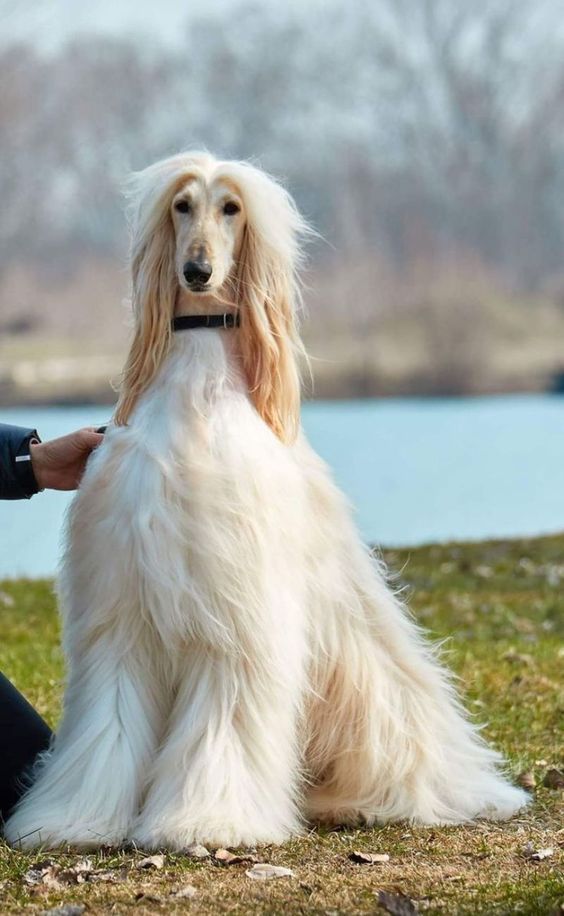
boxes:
[0,535,562,915]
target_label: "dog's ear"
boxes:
[115,213,176,426]
[236,216,305,445]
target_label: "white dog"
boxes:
[5,152,527,850]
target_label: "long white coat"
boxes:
[5,329,527,849]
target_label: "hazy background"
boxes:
[2,0,564,406]
[3,0,564,574]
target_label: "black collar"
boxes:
[172,313,240,331]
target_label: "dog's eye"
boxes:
[223,201,240,216]
[175,200,191,214]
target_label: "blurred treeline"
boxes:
[2,0,564,403]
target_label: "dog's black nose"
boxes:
[183,260,213,286]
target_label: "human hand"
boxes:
[30,428,104,491]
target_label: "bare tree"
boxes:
[3,0,564,394]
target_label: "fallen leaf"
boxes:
[349,851,390,865]
[543,768,564,789]
[184,843,210,859]
[137,854,165,870]
[172,884,198,899]
[24,860,58,887]
[215,848,257,865]
[29,870,66,894]
[88,868,122,883]
[215,848,236,863]
[246,863,295,880]
[376,889,419,915]
[57,858,94,885]
[533,848,554,861]
[517,771,536,790]
[523,843,554,861]
[28,858,107,895]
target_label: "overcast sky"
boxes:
[2,0,296,51]
[3,0,195,49]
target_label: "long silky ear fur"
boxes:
[233,170,312,445]
[114,195,177,426]
[114,153,312,438]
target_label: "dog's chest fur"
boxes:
[69,330,312,652]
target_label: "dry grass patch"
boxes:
[1,535,563,914]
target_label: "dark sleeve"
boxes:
[0,424,42,500]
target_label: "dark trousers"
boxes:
[0,671,52,824]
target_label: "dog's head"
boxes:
[171,167,244,296]
[114,152,311,443]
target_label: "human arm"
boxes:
[0,424,104,499]
[30,428,104,492]
[0,424,42,500]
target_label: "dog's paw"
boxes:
[132,816,295,851]
[4,807,128,850]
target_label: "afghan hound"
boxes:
[5,152,527,850]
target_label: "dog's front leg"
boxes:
[133,622,306,850]
[4,633,163,850]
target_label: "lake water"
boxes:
[1,394,563,577]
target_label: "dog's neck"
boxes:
[174,286,237,320]
[174,286,242,363]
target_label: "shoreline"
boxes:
[1,373,562,408]
[3,532,564,582]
